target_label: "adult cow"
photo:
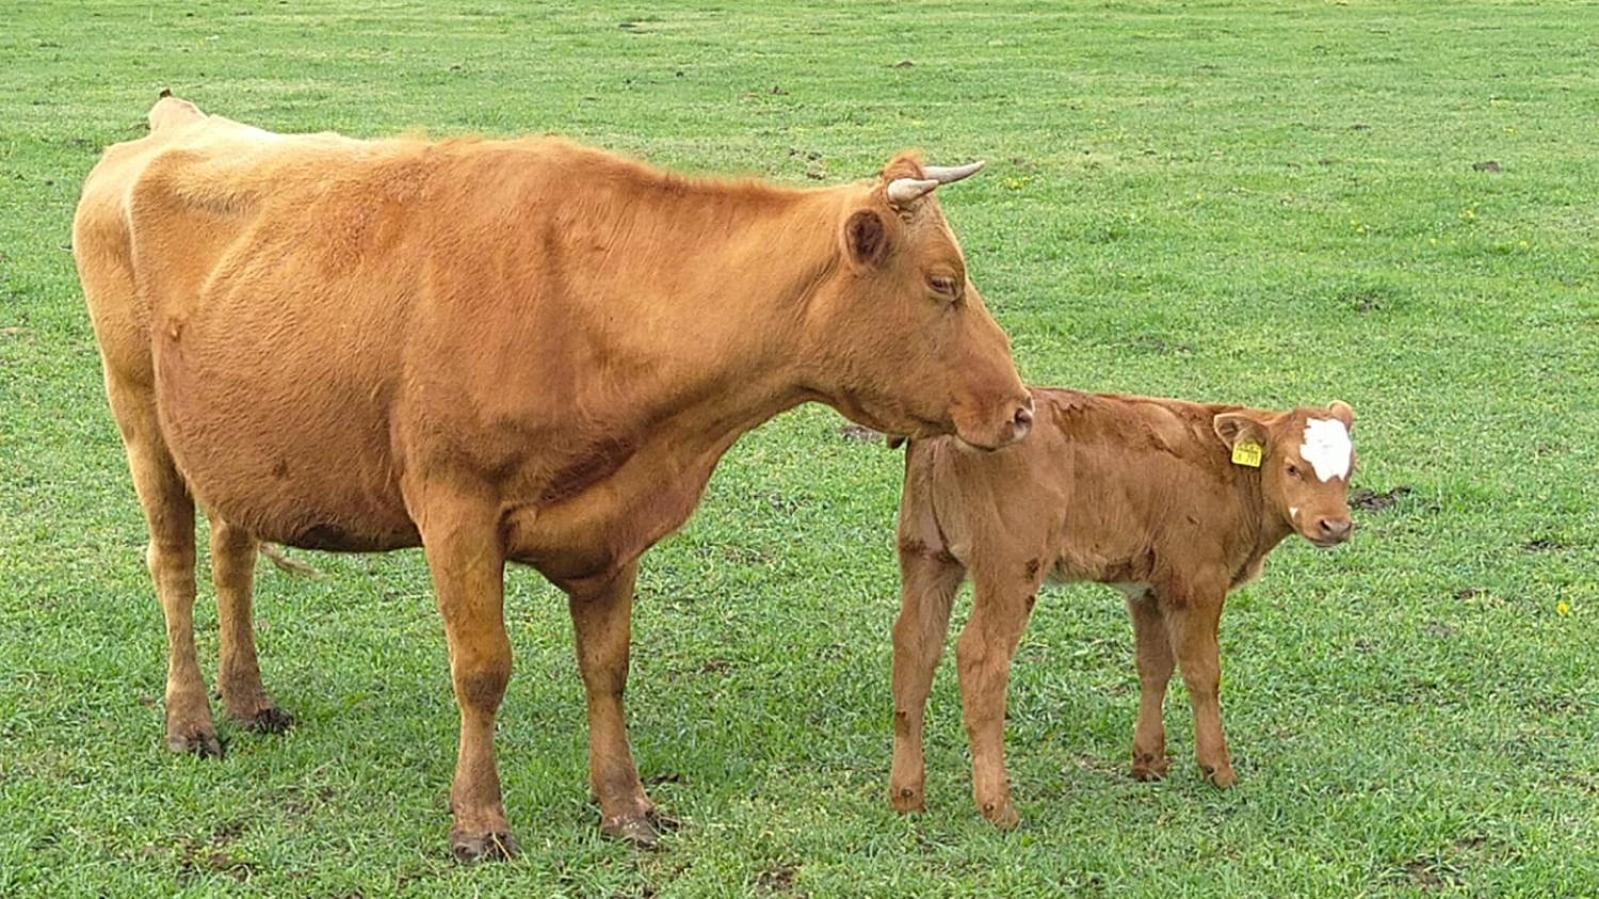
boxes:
[73,94,1033,859]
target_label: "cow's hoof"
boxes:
[1202,765,1238,789]
[166,730,224,759]
[602,814,662,849]
[1131,753,1169,781]
[451,830,518,863]
[243,707,295,734]
[890,785,926,814]
[980,800,1020,830]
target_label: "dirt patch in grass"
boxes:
[1351,485,1412,511]
[1522,537,1567,552]
[1400,857,1464,890]
[1424,620,1458,639]
[755,862,798,893]
[145,822,260,884]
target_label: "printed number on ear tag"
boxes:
[1231,441,1263,468]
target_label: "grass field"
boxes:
[3,1,1597,895]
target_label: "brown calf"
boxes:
[888,389,1356,826]
[74,95,1033,858]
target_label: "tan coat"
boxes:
[73,94,1032,857]
[889,388,1355,826]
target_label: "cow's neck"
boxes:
[1227,466,1292,584]
[582,183,850,454]
[502,185,856,586]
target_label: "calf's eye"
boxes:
[1286,463,1301,479]
[929,276,959,298]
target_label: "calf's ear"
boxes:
[843,208,890,267]
[1212,411,1269,451]
[1327,400,1355,430]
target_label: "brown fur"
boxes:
[73,95,1032,856]
[888,388,1355,826]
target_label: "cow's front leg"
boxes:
[1165,585,1235,787]
[565,561,665,847]
[1126,589,1174,780]
[955,576,1036,828]
[888,548,965,814]
[419,502,516,861]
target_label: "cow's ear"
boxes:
[1327,400,1355,431]
[1213,411,1270,452]
[843,208,890,267]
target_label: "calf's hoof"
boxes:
[451,829,518,862]
[601,813,665,849]
[240,707,295,734]
[166,729,223,759]
[1202,764,1238,788]
[979,800,1020,830]
[890,785,926,814]
[1131,752,1169,781]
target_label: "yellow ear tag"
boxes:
[1231,441,1263,468]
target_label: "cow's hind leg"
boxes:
[207,510,292,734]
[107,377,218,757]
[565,562,667,847]
[888,548,965,814]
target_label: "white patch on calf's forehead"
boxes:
[1290,506,1300,520]
[1300,418,1353,481]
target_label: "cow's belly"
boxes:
[152,289,418,551]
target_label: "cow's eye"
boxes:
[929,275,960,300]
[1286,463,1301,479]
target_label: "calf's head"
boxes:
[801,152,1032,450]
[1213,402,1357,547]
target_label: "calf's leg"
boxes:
[417,500,516,861]
[888,550,965,813]
[208,511,291,733]
[1126,590,1174,780]
[565,562,665,847]
[955,577,1036,828]
[108,378,218,757]
[1165,589,1235,787]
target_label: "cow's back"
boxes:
[918,389,1253,587]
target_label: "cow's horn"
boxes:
[923,161,985,184]
[886,177,939,206]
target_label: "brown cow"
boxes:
[887,389,1355,826]
[73,94,1034,859]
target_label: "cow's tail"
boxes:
[147,89,206,134]
[259,543,323,579]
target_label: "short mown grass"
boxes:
[2,1,1596,895]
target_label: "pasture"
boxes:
[1,1,1596,895]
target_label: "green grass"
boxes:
[3,1,1597,895]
